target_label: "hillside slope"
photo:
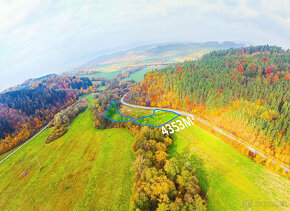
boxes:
[171,123,290,210]
[0,97,134,210]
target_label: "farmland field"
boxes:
[171,123,290,210]
[133,109,180,127]
[0,96,134,211]
[119,104,152,118]
[80,70,122,80]
[98,85,106,90]
[104,101,133,122]
[122,67,155,82]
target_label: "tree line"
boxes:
[46,98,88,144]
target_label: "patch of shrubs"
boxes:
[46,98,88,144]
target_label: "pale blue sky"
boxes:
[0,0,289,91]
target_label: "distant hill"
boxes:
[68,41,244,75]
[2,42,244,93]
[2,74,58,93]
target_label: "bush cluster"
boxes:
[46,98,88,144]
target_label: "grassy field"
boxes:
[171,121,290,210]
[0,95,134,210]
[119,104,152,119]
[80,70,122,80]
[133,110,179,127]
[82,66,156,82]
[98,85,106,90]
[104,101,133,122]
[119,105,180,127]
[0,147,18,161]
[122,67,154,82]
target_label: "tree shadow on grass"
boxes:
[170,147,209,198]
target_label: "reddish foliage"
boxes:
[177,66,183,72]
[217,89,223,94]
[279,131,284,136]
[249,65,257,71]
[272,75,279,82]
[151,94,157,101]
[241,59,246,64]
[185,98,190,106]
[265,66,273,74]
[34,118,42,127]
[187,68,191,71]
[263,57,268,64]
[236,65,245,73]
[64,83,69,89]
[142,83,147,91]
[193,67,197,71]
[233,73,237,78]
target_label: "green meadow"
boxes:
[171,122,290,210]
[122,67,153,82]
[133,110,179,127]
[119,104,152,119]
[104,101,133,122]
[97,85,106,90]
[119,104,180,126]
[0,96,134,211]
[80,70,122,80]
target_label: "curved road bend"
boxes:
[120,96,290,173]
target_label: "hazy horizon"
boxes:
[0,0,289,91]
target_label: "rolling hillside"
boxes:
[171,122,290,210]
[0,96,134,210]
